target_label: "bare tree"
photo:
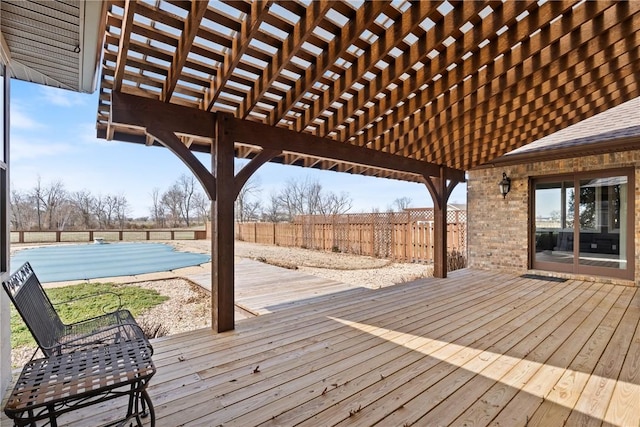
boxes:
[94,194,122,229]
[161,183,183,227]
[393,197,412,211]
[45,180,67,230]
[234,168,261,222]
[177,174,196,227]
[93,195,106,228]
[320,191,353,216]
[192,192,210,224]
[150,187,166,227]
[114,194,130,229]
[275,177,352,221]
[71,190,96,229]
[276,178,307,220]
[31,177,46,230]
[262,192,286,222]
[10,188,33,230]
[29,179,68,230]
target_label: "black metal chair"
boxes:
[3,262,152,357]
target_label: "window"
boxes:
[532,170,633,279]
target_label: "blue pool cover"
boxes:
[11,243,211,283]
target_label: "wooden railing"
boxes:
[10,229,207,244]
[235,209,467,263]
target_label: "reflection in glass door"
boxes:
[534,181,575,270]
[532,173,632,279]
[578,177,627,269]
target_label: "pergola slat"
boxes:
[350,0,543,148]
[163,1,209,102]
[269,1,390,128]
[239,0,336,119]
[318,0,496,139]
[205,1,272,111]
[419,2,639,168]
[99,0,639,174]
[370,0,626,167]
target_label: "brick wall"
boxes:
[467,150,640,285]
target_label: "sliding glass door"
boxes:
[532,170,633,279]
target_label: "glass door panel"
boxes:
[534,181,574,266]
[578,177,627,270]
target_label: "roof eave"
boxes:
[474,134,640,169]
[78,1,108,93]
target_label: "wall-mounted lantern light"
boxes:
[499,172,511,198]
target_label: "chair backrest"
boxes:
[2,262,65,356]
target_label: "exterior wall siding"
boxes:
[468,150,640,285]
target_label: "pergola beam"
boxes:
[358,0,562,152]
[112,0,136,92]
[110,91,464,182]
[111,91,215,136]
[294,0,413,133]
[226,117,464,182]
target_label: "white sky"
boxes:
[10,80,467,217]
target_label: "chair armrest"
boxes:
[53,321,153,356]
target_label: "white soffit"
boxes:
[0,0,104,93]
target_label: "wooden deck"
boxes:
[3,268,639,426]
[188,258,363,316]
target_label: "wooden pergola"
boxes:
[96,0,640,332]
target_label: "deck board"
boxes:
[2,269,638,426]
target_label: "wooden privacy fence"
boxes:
[11,229,207,244]
[235,209,466,263]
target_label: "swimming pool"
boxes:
[10,242,211,283]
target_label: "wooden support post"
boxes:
[212,113,235,332]
[424,167,461,278]
[433,190,447,278]
[406,211,411,262]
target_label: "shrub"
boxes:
[447,250,467,272]
[138,319,169,339]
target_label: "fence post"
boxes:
[406,211,410,262]
[390,213,395,261]
[370,215,375,256]
[322,224,326,251]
